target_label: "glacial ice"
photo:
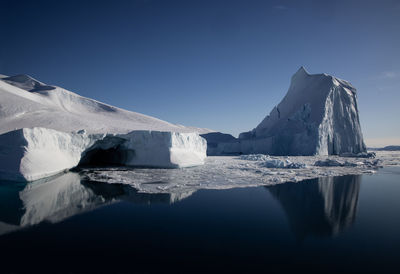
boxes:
[239,154,307,168]
[0,128,96,181]
[81,130,207,168]
[0,74,210,181]
[0,75,213,135]
[81,152,400,195]
[1,151,399,236]
[0,127,207,182]
[200,132,239,155]
[211,67,366,156]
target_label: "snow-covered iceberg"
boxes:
[0,74,212,135]
[0,127,206,182]
[213,67,366,156]
[0,74,209,181]
[0,128,95,181]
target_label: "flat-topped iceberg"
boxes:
[0,127,207,182]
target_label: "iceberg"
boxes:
[80,130,206,168]
[0,128,95,181]
[211,67,366,156]
[0,74,209,181]
[0,127,206,182]
[200,132,240,155]
[0,74,213,135]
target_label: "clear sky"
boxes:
[1,0,399,146]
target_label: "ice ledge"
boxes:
[0,127,207,182]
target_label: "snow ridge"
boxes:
[0,74,213,135]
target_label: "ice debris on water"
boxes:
[339,152,376,158]
[240,154,307,169]
[314,158,382,168]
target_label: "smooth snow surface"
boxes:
[231,67,366,156]
[0,127,207,181]
[0,75,213,135]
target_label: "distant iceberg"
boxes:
[208,67,366,156]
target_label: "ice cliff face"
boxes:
[0,74,209,181]
[0,128,207,182]
[239,67,366,156]
[0,128,96,181]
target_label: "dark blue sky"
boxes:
[1,0,399,145]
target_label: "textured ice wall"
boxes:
[0,128,207,182]
[0,128,97,181]
[104,131,207,168]
[238,67,366,156]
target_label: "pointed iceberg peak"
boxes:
[237,67,366,156]
[291,66,309,82]
[298,66,307,72]
[295,66,309,76]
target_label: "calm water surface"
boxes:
[0,167,399,273]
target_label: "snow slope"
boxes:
[236,67,366,155]
[0,74,209,181]
[0,74,212,135]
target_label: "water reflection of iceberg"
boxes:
[268,175,361,239]
[0,172,194,236]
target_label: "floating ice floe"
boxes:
[314,158,381,167]
[80,152,400,195]
[240,154,307,169]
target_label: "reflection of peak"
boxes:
[317,176,360,234]
[268,175,361,240]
